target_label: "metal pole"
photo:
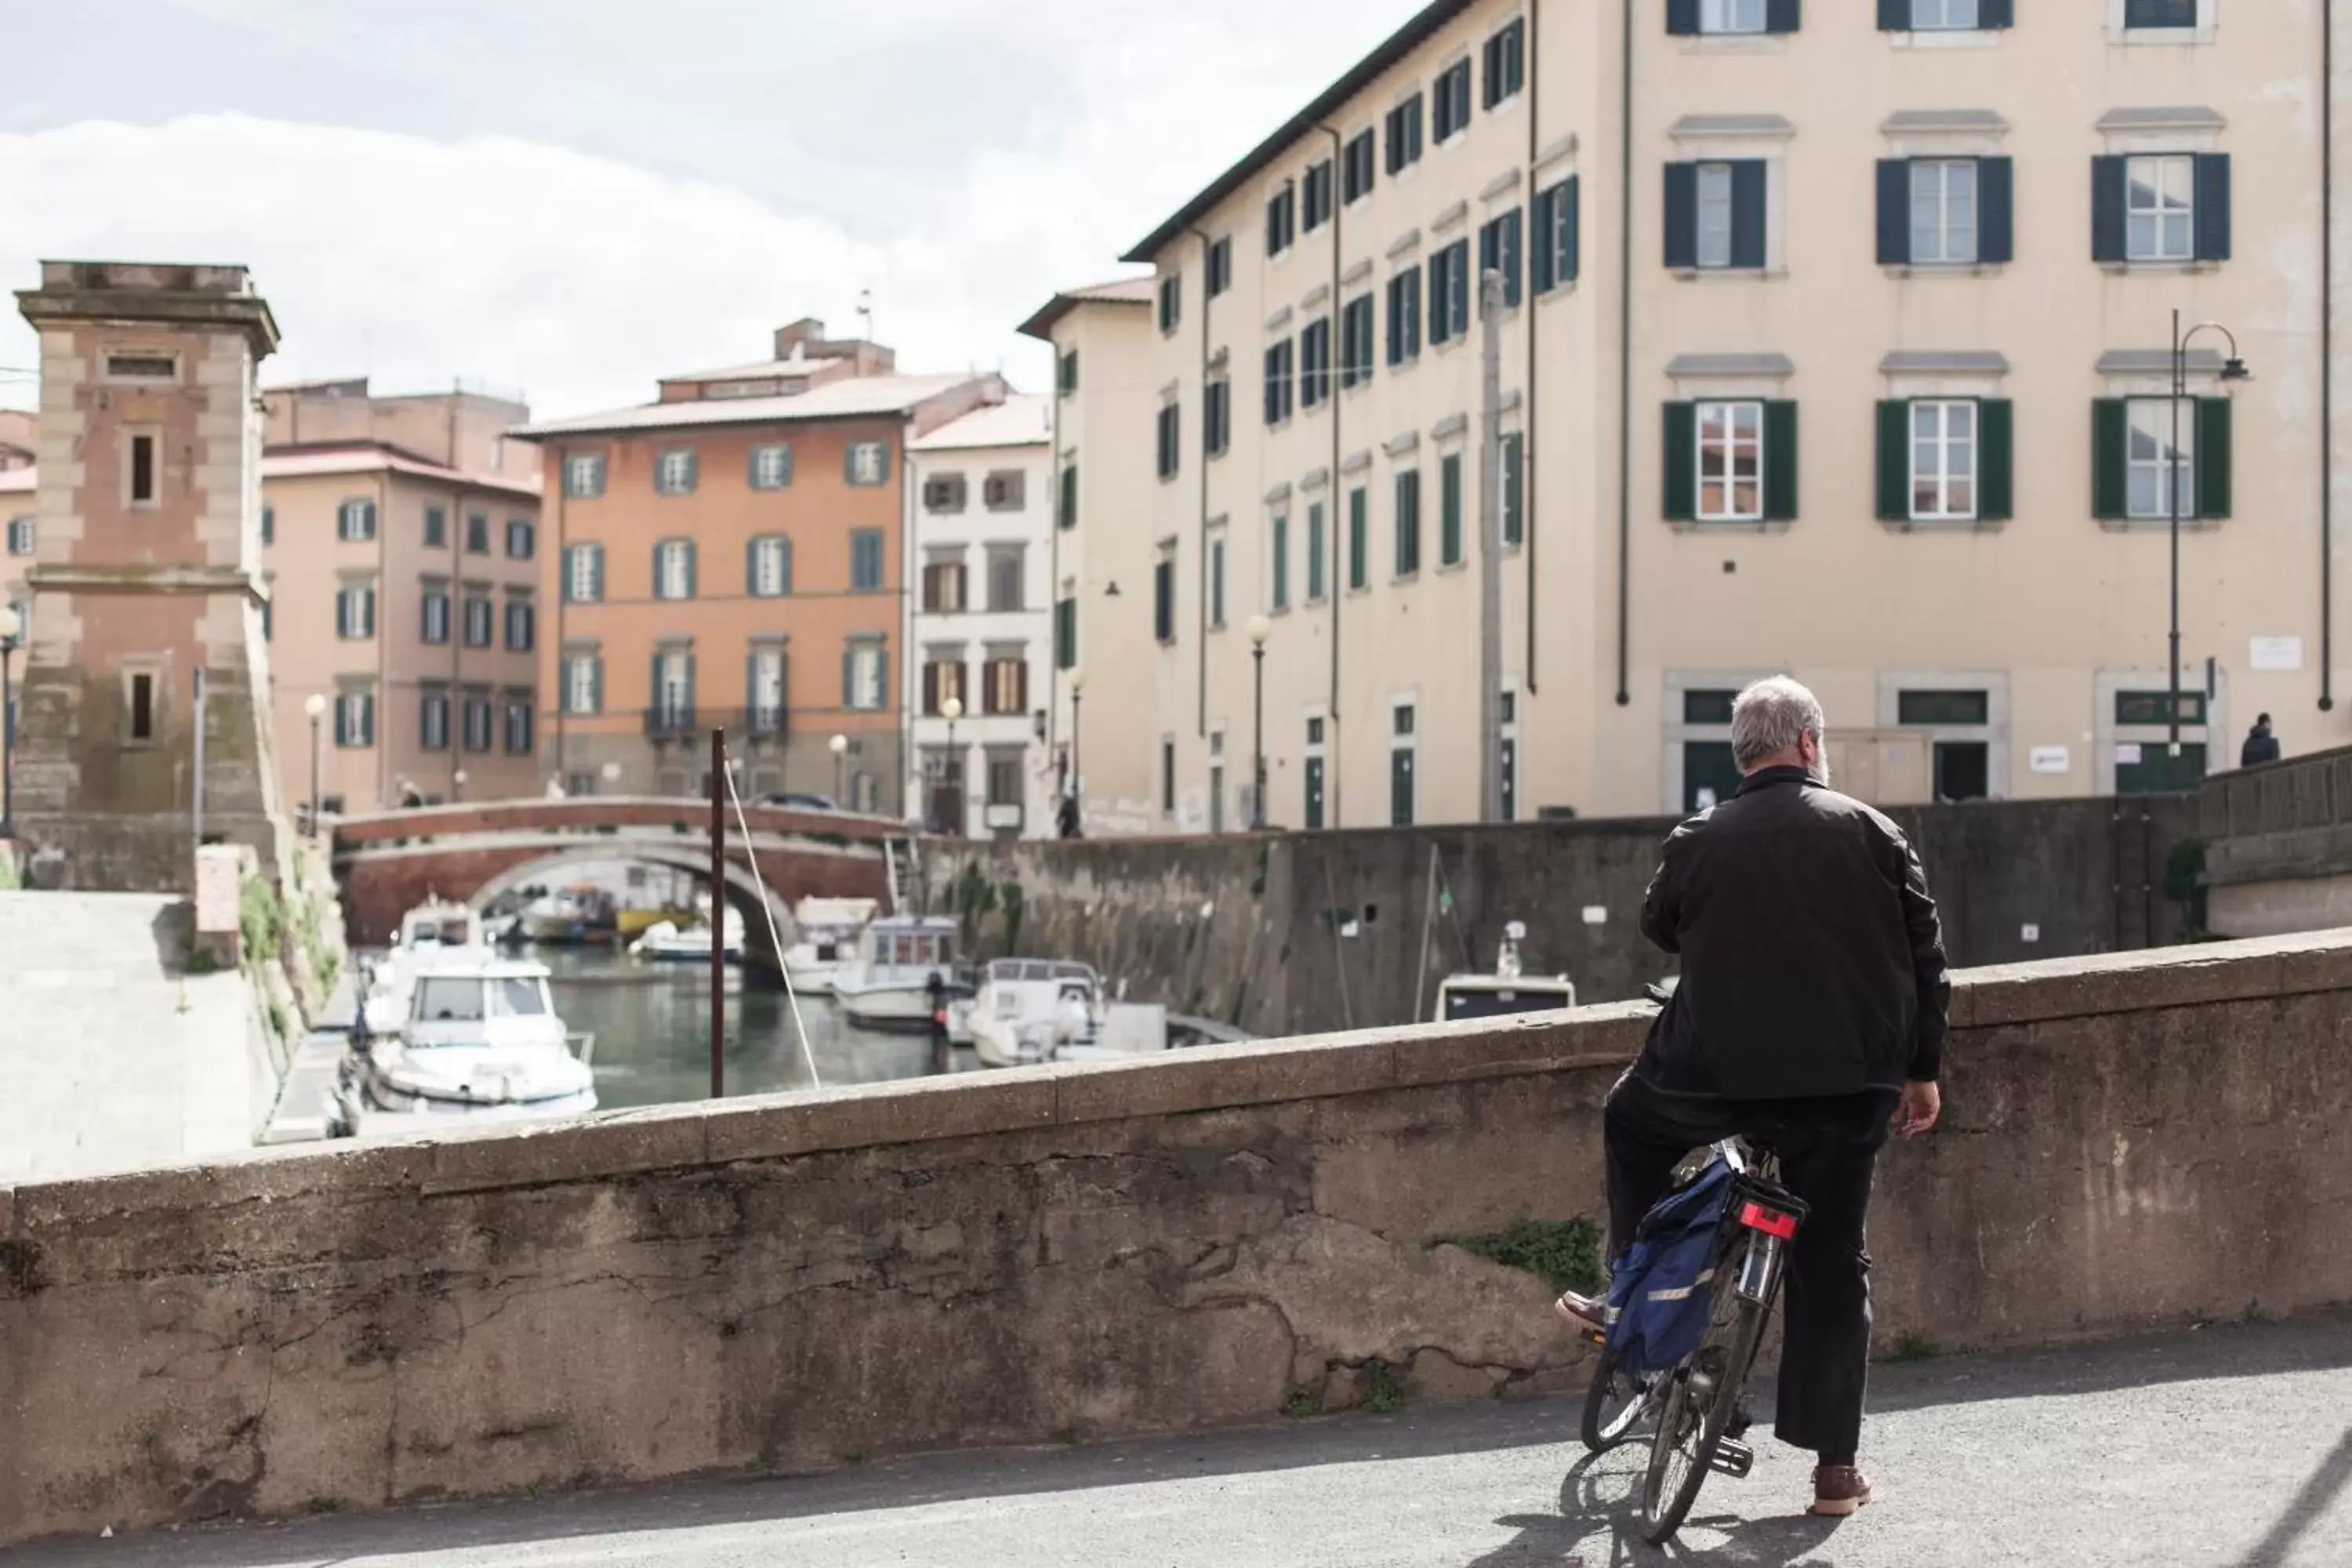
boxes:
[307,713,321,839]
[1,641,14,836]
[192,666,207,847]
[1072,692,1083,806]
[1478,267,1505,822]
[710,726,726,1100]
[1251,644,1266,830]
[2170,307,2184,767]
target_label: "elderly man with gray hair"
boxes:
[1556,676,1947,1519]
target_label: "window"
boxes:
[847,441,891,487]
[420,583,451,645]
[982,655,1028,716]
[1911,160,1977,264]
[850,529,884,590]
[420,690,450,752]
[750,535,792,597]
[1483,19,1526,107]
[1699,0,1766,32]
[921,657,967,717]
[655,448,697,495]
[1439,452,1465,566]
[987,755,1022,809]
[1697,401,1763,523]
[1206,379,1232,455]
[128,671,156,742]
[1300,318,1331,408]
[922,559,967,614]
[260,505,273,547]
[1348,486,1369,590]
[1308,503,1327,601]
[748,649,787,736]
[463,592,493,648]
[465,513,490,554]
[1207,238,1232,299]
[1157,402,1182,477]
[1161,737,1177,814]
[1153,556,1176,643]
[505,698,535,756]
[564,542,604,604]
[1667,400,1797,524]
[1343,129,1377,203]
[1263,343,1294,426]
[1881,399,2011,524]
[652,648,694,729]
[1899,689,1991,726]
[1477,209,1523,310]
[1878,157,2012,267]
[750,444,793,490]
[1158,272,1181,334]
[1908,0,1982,26]
[1394,468,1422,576]
[1391,703,1417,827]
[564,654,602,717]
[1428,239,1470,345]
[1433,58,1472,141]
[988,546,1025,612]
[563,453,606,499]
[505,597,535,652]
[2096,153,2227,264]
[924,473,968,513]
[2116,689,2206,726]
[655,539,695,601]
[5,516,31,556]
[424,506,447,548]
[1267,184,1297,257]
[1059,463,1078,530]
[334,688,374,748]
[505,517,534,560]
[1340,296,1376,388]
[1665,159,1767,270]
[1054,596,1077,670]
[1387,265,1423,365]
[463,695,493,754]
[1058,348,1080,395]
[337,497,376,541]
[1208,534,1227,629]
[2125,0,2194,25]
[1697,164,1734,268]
[2128,398,2194,519]
[336,581,376,640]
[843,641,887,711]
[1208,732,1226,833]
[1385,94,1425,175]
[2095,396,2230,522]
[104,352,176,380]
[1910,401,1977,521]
[2129,154,2192,261]
[129,434,157,505]
[1303,161,1334,233]
[983,471,1025,510]
[1501,434,1525,545]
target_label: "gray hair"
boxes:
[1730,677,1826,770]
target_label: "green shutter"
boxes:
[841,646,855,706]
[1661,402,1697,521]
[1762,401,1799,521]
[1348,488,1368,588]
[651,651,662,723]
[1876,401,1910,521]
[1440,453,1463,564]
[591,659,604,715]
[1501,434,1524,545]
[1979,399,2014,521]
[746,537,760,596]
[2197,397,2232,520]
[2091,398,2129,521]
[684,541,698,599]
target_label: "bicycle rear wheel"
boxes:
[1639,1243,1770,1544]
[1580,1340,1650,1452]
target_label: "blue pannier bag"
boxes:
[1602,1157,1736,1377]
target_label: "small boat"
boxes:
[1432,921,1577,1023]
[331,952,596,1138]
[780,896,878,996]
[967,957,1173,1069]
[630,910,745,963]
[832,915,968,1033]
[521,885,618,946]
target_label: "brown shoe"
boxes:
[1554,1290,1608,1334]
[1810,1465,1874,1517]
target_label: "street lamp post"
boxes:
[1246,615,1270,829]
[1067,669,1085,833]
[829,732,849,808]
[303,691,328,837]
[940,695,964,836]
[0,604,20,840]
[2168,312,2252,773]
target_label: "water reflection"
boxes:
[538,946,966,1110]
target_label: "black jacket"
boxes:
[1634,767,1950,1102]
[2241,725,2281,767]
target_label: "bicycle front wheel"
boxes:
[1639,1247,1769,1544]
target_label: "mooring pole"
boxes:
[710,726,726,1100]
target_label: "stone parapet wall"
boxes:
[2,931,2348,1543]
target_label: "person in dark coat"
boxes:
[2241,713,2281,768]
[1555,677,1947,1519]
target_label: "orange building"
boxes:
[516,321,1004,812]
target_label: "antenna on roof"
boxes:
[856,286,874,343]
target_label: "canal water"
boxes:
[539,946,967,1111]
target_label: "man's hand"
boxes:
[1894,1080,1940,1139]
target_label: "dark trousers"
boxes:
[1603,1070,1895,1462]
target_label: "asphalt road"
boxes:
[24,1313,2352,1567]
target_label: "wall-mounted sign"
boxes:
[2115,742,2143,764]
[2029,746,2071,774]
[2250,636,2305,672]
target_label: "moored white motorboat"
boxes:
[780,896,878,996]
[965,957,1172,1068]
[331,953,596,1138]
[629,909,744,963]
[1431,921,1577,1023]
[832,915,967,1033]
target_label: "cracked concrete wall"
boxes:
[2,932,2350,1544]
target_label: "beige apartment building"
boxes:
[1044,0,2350,832]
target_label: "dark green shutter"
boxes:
[1876,160,1911,265]
[1666,0,1700,32]
[841,646,855,706]
[593,543,605,601]
[2194,154,2231,262]
[2197,398,2232,519]
[1877,0,1908,27]
[1664,163,1697,269]
[591,658,604,716]
[1564,176,1581,281]
[1348,488,1368,587]
[1441,453,1462,564]
[746,537,760,596]
[1730,161,1769,269]
[651,651,662,724]
[1765,0,1800,31]
[1876,401,1911,521]
[686,651,696,724]
[1978,157,2015,264]
[1979,399,2014,521]
[1662,402,1697,521]
[1762,401,1799,521]
[1982,0,2012,21]
[2091,157,2128,263]
[2092,398,2130,520]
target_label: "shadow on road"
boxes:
[2234,1427,2352,1567]
[1466,1447,1842,1568]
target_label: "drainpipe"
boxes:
[1523,0,1541,699]
[1189,225,1215,742]
[1613,0,1635,709]
[554,446,568,785]
[451,480,466,800]
[377,469,392,809]
[1047,365,1062,771]
[2325,2,2337,715]
[1316,123,1345,826]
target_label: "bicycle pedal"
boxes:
[1584,1329,1608,1347]
[1710,1439,1755,1479]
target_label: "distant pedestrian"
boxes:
[925,970,952,1076]
[2241,713,2282,768]
[1057,793,1081,840]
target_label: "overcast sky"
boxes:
[0,0,1423,419]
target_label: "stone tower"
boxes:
[12,261,287,890]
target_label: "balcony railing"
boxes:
[643,703,697,740]
[738,706,788,741]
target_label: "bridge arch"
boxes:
[467,844,787,935]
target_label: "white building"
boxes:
[906,395,1059,838]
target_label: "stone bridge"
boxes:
[2201,742,2352,937]
[329,797,902,964]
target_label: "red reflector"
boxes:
[1738,1201,1798,1240]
